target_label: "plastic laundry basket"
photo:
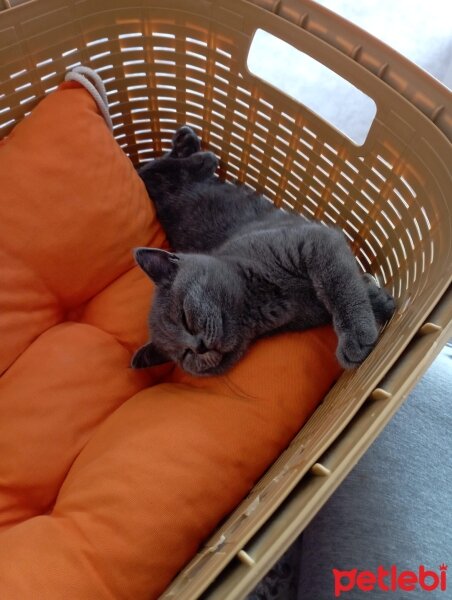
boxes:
[0,0,451,598]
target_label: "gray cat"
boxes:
[132,126,395,376]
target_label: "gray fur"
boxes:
[132,126,395,376]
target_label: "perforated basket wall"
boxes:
[1,0,451,598]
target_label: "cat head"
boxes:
[132,248,247,376]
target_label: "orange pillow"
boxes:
[0,83,341,599]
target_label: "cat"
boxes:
[132,125,395,376]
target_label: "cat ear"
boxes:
[131,342,170,368]
[134,247,179,283]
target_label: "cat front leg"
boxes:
[300,224,382,368]
[169,125,201,158]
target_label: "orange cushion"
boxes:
[0,84,342,599]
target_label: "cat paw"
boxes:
[188,151,219,178]
[363,274,396,325]
[171,125,201,157]
[336,318,379,369]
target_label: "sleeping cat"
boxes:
[132,126,395,376]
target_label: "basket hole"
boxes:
[320,153,333,167]
[364,239,377,257]
[413,217,423,241]
[421,207,431,230]
[20,95,36,105]
[253,133,266,145]
[124,59,145,66]
[186,36,207,47]
[306,195,319,209]
[87,37,109,47]
[355,199,369,214]
[312,175,325,188]
[346,219,359,234]
[391,247,401,268]
[153,32,175,39]
[215,60,230,72]
[248,29,376,145]
[340,171,354,185]
[214,86,227,97]
[342,228,354,242]
[187,63,206,74]
[186,76,205,86]
[369,229,383,248]
[344,159,358,172]
[0,118,15,129]
[381,210,396,230]
[361,189,374,204]
[119,33,143,39]
[95,65,113,73]
[359,247,371,264]
[15,82,31,92]
[365,178,380,194]
[336,181,349,196]
[300,138,314,151]
[399,239,407,260]
[331,191,344,205]
[36,58,53,67]
[214,74,229,85]
[120,46,144,54]
[405,228,415,250]
[237,85,251,97]
[375,219,389,240]
[40,71,57,81]
[351,209,364,225]
[66,62,82,71]
[293,158,307,172]
[371,166,386,182]
[185,111,202,121]
[400,175,417,197]
[153,46,175,53]
[278,122,292,136]
[90,51,111,61]
[216,47,231,59]
[324,142,338,155]
[387,198,402,219]
[187,50,206,61]
[276,134,289,147]
[324,211,336,224]
[393,187,410,209]
[376,154,393,170]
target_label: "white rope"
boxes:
[64,66,113,131]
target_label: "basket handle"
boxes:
[246,28,377,147]
[243,0,451,142]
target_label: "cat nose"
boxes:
[196,339,208,354]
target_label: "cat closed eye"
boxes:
[181,309,194,334]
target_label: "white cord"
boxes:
[64,66,113,131]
